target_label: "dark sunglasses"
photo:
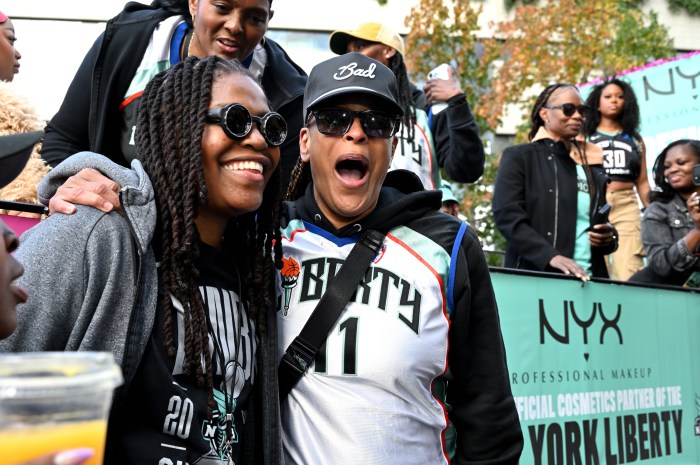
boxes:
[309,108,401,139]
[544,103,590,117]
[206,103,287,147]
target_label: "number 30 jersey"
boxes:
[589,130,642,183]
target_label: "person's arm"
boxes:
[641,200,700,276]
[46,91,297,215]
[423,67,485,183]
[635,139,651,208]
[41,35,103,168]
[448,228,523,464]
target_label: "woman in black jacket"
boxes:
[492,83,617,280]
[43,0,306,215]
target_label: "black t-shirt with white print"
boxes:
[106,242,257,465]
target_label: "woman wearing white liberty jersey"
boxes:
[278,53,522,464]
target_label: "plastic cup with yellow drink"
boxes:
[0,352,123,465]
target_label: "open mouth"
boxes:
[217,38,242,55]
[336,157,369,182]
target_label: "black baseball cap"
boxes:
[0,131,43,189]
[303,52,403,121]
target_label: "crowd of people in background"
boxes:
[1,0,699,463]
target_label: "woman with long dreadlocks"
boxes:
[0,56,285,465]
[328,22,485,189]
[492,83,618,280]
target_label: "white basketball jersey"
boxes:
[390,108,441,190]
[278,220,452,465]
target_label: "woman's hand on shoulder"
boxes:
[48,168,122,215]
[548,255,590,281]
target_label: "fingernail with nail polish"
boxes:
[54,448,95,465]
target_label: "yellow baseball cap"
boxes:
[329,22,405,57]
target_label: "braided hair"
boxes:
[285,152,311,201]
[387,53,416,144]
[135,56,282,410]
[528,83,578,141]
[650,139,700,203]
[584,78,641,139]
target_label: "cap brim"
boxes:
[0,131,43,189]
[329,31,356,55]
[307,86,404,117]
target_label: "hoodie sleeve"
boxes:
[0,206,140,367]
[447,226,524,464]
[432,94,485,183]
[37,151,142,205]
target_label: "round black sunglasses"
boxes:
[206,103,287,147]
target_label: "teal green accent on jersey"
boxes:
[124,60,172,99]
[280,219,306,239]
[573,165,592,274]
[391,225,454,460]
[390,225,451,310]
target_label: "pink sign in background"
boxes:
[0,214,41,236]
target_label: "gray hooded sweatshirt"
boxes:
[0,152,283,464]
[1,152,158,376]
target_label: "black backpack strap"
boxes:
[278,229,386,401]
